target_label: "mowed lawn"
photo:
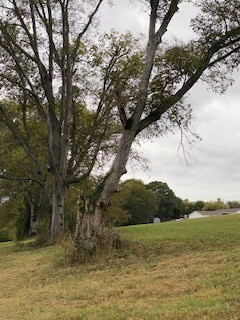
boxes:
[1,215,240,320]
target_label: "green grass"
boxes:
[1,215,240,319]
[120,214,240,251]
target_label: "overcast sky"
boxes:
[98,1,240,202]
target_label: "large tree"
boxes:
[75,0,240,243]
[0,0,115,240]
[0,0,240,247]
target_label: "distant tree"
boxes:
[106,180,158,226]
[182,199,206,214]
[203,198,229,211]
[173,197,185,219]
[147,181,183,221]
[105,189,131,227]
[193,201,205,211]
[227,201,240,209]
[181,199,194,215]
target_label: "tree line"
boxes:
[1,174,240,241]
[106,180,240,226]
[0,1,239,249]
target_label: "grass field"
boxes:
[0,215,240,319]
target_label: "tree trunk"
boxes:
[75,199,104,243]
[50,176,66,241]
[75,129,135,244]
[28,197,37,236]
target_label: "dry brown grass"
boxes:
[1,216,240,319]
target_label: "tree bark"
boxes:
[75,200,104,243]
[50,176,66,241]
[28,197,37,236]
[75,129,135,244]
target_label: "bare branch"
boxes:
[156,0,180,42]
[71,0,104,63]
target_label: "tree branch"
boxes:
[0,103,45,182]
[114,90,128,128]
[0,174,45,188]
[71,0,104,64]
[34,1,62,67]
[137,24,240,134]
[156,0,179,42]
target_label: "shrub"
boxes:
[0,228,12,242]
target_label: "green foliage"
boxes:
[0,200,12,241]
[106,191,131,227]
[120,180,158,225]
[182,199,206,214]
[203,198,229,211]
[0,200,10,226]
[147,181,184,221]
[192,200,205,211]
[0,102,51,238]
[227,200,240,208]
[65,186,80,233]
[164,44,204,76]
[14,201,28,240]
[106,179,158,226]
[0,228,11,242]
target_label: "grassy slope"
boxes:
[0,215,240,320]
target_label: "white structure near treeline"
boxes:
[188,208,240,219]
[153,217,161,223]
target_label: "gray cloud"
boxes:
[126,78,240,201]
[99,1,148,35]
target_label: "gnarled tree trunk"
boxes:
[75,129,135,245]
